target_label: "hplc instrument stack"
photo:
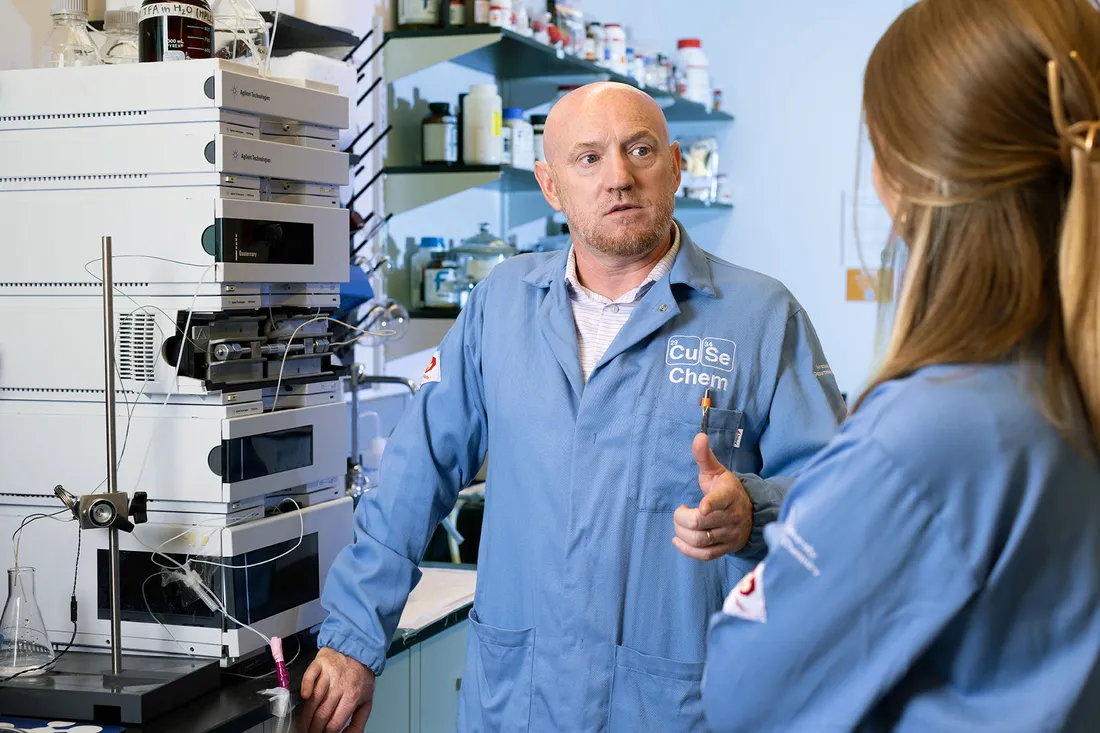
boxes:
[0,60,356,688]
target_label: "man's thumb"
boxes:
[693,433,723,477]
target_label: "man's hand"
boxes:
[673,433,753,561]
[299,647,376,733]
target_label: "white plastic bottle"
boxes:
[514,2,531,36]
[489,0,513,30]
[604,23,627,75]
[532,114,547,163]
[463,83,503,165]
[677,38,712,106]
[503,108,535,170]
[39,0,102,68]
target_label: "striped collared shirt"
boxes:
[565,227,681,382]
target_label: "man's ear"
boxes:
[669,141,682,192]
[534,161,563,212]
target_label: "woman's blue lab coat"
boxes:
[703,363,1100,732]
[319,224,846,732]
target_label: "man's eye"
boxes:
[633,146,651,157]
[581,154,599,165]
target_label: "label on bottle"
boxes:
[423,121,458,164]
[501,127,513,166]
[465,257,500,283]
[139,2,214,62]
[399,0,440,24]
[424,267,458,308]
[492,111,502,137]
[140,2,214,26]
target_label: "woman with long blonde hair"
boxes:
[701,0,1100,730]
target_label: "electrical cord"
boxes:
[12,510,71,568]
[129,500,306,647]
[132,541,273,646]
[129,264,215,490]
[266,0,282,77]
[186,499,305,570]
[142,570,196,657]
[2,254,321,682]
[269,315,393,410]
[80,257,213,494]
[3,258,212,680]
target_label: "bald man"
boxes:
[302,83,845,733]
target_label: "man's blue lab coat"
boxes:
[320,223,846,732]
[704,363,1100,732]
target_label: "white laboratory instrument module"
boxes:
[0,60,355,724]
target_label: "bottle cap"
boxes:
[428,102,452,115]
[51,0,88,14]
[104,9,139,31]
[530,114,547,125]
[470,83,499,96]
[678,39,703,49]
[503,107,525,121]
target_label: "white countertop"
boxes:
[397,566,477,633]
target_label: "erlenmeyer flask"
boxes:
[0,567,56,677]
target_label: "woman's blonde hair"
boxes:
[859,0,1100,453]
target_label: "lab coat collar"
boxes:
[522,219,717,298]
[669,223,718,297]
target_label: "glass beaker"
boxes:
[0,567,56,677]
[453,223,516,285]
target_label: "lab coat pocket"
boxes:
[458,608,535,732]
[635,403,743,512]
[608,645,707,733]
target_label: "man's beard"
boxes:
[568,194,676,259]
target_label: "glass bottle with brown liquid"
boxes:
[139,0,214,62]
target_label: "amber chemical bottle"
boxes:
[139,0,214,62]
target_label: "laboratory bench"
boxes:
[5,566,476,733]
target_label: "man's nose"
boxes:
[604,150,635,191]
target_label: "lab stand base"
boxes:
[0,652,221,724]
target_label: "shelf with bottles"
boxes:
[383,164,542,216]
[89,10,360,62]
[383,27,733,124]
[385,26,623,82]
